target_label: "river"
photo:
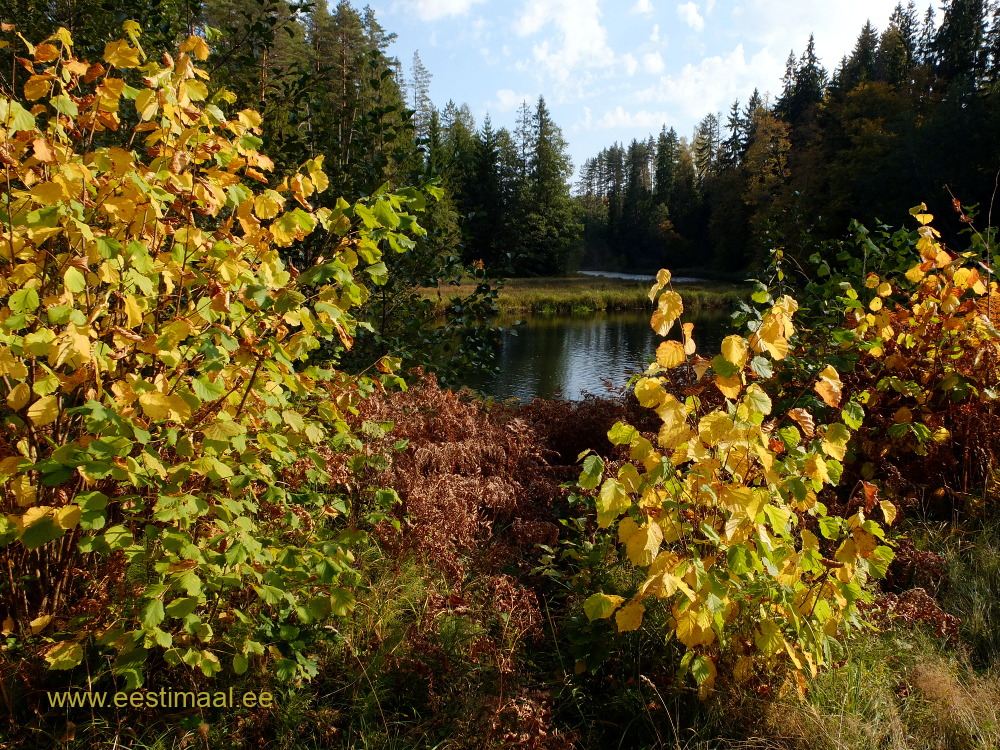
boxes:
[462,308,735,401]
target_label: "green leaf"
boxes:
[330,587,355,616]
[21,517,65,549]
[842,401,864,430]
[607,422,639,445]
[275,658,298,681]
[750,356,773,379]
[165,597,200,618]
[727,544,755,575]
[202,420,244,441]
[710,354,740,378]
[744,385,772,415]
[1,100,36,132]
[141,599,165,629]
[233,653,249,675]
[64,267,86,293]
[373,199,400,229]
[579,454,604,490]
[583,592,624,622]
[52,94,79,116]
[45,641,84,670]
[9,288,40,313]
[818,516,842,540]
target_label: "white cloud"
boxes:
[396,0,485,21]
[492,89,537,112]
[622,53,639,76]
[514,0,617,85]
[631,0,654,14]
[630,44,775,124]
[650,23,661,43]
[594,106,673,130]
[642,52,665,74]
[677,2,705,32]
[728,1,904,66]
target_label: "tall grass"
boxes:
[420,276,748,316]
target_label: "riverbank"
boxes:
[422,274,749,316]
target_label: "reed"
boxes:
[421,275,748,316]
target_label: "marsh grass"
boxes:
[419,276,748,316]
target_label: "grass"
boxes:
[420,274,749,316]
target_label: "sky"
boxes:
[367,0,927,180]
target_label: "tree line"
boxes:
[577,0,1000,273]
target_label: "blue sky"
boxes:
[368,0,926,179]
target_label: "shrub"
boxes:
[0,26,424,689]
[574,270,893,698]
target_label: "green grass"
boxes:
[420,275,749,316]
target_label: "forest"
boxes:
[0,1,999,749]
[577,1,1000,274]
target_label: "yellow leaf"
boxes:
[139,392,191,422]
[180,35,211,61]
[656,394,687,432]
[30,615,53,635]
[814,365,842,408]
[619,517,663,567]
[54,505,81,530]
[11,476,36,507]
[238,109,263,130]
[674,604,715,648]
[634,377,667,408]
[749,314,789,360]
[880,500,897,525]
[30,180,68,205]
[682,322,696,355]
[648,268,672,302]
[877,281,892,297]
[650,291,683,336]
[691,355,711,381]
[103,40,140,68]
[656,340,686,368]
[34,43,60,62]
[699,412,734,445]
[27,395,59,426]
[869,296,883,312]
[893,406,913,423]
[1,617,13,636]
[721,335,748,368]
[134,88,157,120]
[715,372,743,399]
[24,74,51,101]
[7,382,30,410]
[787,408,815,437]
[616,600,646,633]
[254,190,284,219]
[755,620,784,656]
[124,294,144,327]
[805,454,830,485]
[852,528,878,558]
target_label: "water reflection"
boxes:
[464,308,734,401]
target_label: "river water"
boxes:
[463,308,735,401]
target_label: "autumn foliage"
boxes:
[0,26,425,687]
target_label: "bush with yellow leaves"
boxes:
[0,25,425,688]
[575,270,894,699]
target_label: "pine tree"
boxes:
[889,1,920,63]
[842,21,880,88]
[654,127,680,204]
[776,35,827,123]
[409,51,434,144]
[933,0,987,85]
[693,112,721,184]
